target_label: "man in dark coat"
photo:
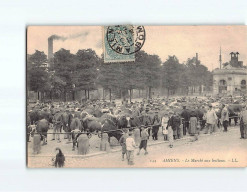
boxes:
[152,111,161,140]
[170,112,181,139]
[180,105,190,135]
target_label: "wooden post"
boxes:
[100,133,110,152]
[77,134,89,155]
[33,133,41,154]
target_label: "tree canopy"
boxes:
[27,48,213,102]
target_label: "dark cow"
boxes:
[117,114,142,128]
[117,115,129,129]
[39,109,53,124]
[100,113,118,126]
[29,110,40,125]
[101,119,123,143]
[70,117,83,131]
[36,119,49,145]
[70,117,83,151]
[228,104,242,126]
[83,117,102,133]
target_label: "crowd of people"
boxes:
[27,95,247,166]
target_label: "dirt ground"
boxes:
[27,125,247,168]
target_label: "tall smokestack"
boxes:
[48,37,53,60]
[196,53,198,65]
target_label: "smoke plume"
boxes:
[48,32,89,41]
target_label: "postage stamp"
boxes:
[103,25,145,63]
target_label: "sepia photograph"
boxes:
[26,25,247,168]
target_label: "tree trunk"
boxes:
[85,90,87,100]
[103,89,105,100]
[109,89,112,102]
[40,92,43,102]
[72,91,75,101]
[87,90,90,100]
[129,89,132,103]
[148,86,152,99]
[167,88,169,98]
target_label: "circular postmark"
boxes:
[106,25,145,55]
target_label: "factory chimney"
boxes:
[48,37,53,67]
[196,53,199,65]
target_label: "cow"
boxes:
[82,117,102,134]
[228,104,242,126]
[29,109,40,125]
[101,118,123,143]
[36,119,49,145]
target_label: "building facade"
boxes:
[213,52,247,96]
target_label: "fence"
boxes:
[27,116,242,156]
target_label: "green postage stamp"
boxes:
[103,25,145,63]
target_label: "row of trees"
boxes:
[27,49,212,102]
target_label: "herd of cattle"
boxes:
[27,96,246,146]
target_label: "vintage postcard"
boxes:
[27,25,247,168]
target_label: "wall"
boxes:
[213,68,247,96]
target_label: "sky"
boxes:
[27,25,247,71]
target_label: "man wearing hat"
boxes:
[139,104,144,113]
[239,104,247,139]
[221,104,229,132]
[141,108,152,136]
[125,130,136,165]
[137,125,149,155]
[205,103,217,134]
[132,104,140,116]
[152,110,161,140]
[119,128,129,161]
[180,105,190,136]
